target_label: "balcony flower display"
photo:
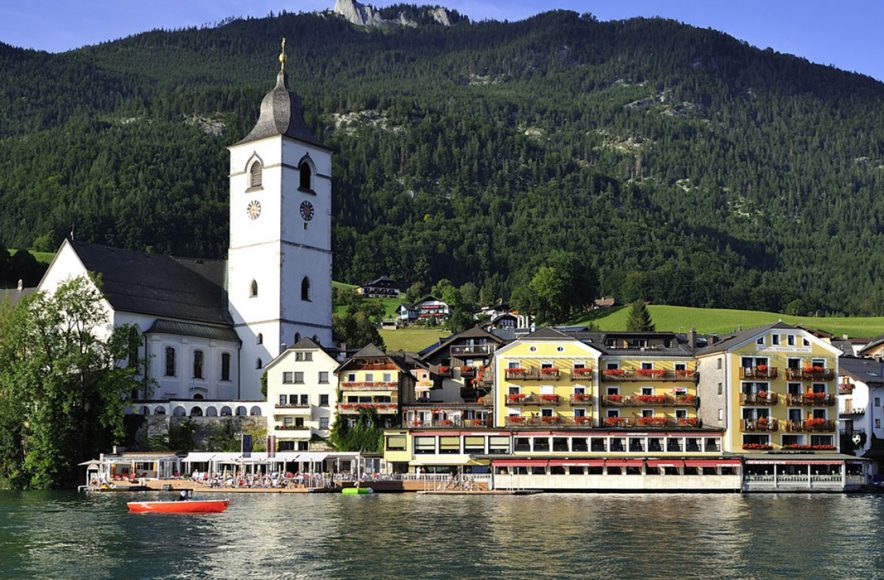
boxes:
[507,367,528,375]
[675,369,696,378]
[540,394,560,403]
[575,416,592,425]
[636,368,665,378]
[439,419,453,426]
[756,390,768,399]
[756,364,768,373]
[742,443,773,450]
[756,417,770,428]
[675,394,697,404]
[540,367,560,377]
[572,393,588,402]
[605,416,627,427]
[606,394,623,403]
[573,367,593,376]
[804,392,828,402]
[603,369,626,377]
[805,418,828,429]
[636,416,667,427]
[802,364,825,374]
[541,416,560,424]
[507,393,527,403]
[636,394,668,404]
[508,416,525,424]
[677,417,699,427]
[782,444,836,450]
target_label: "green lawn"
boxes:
[333,281,402,319]
[572,305,884,339]
[8,248,54,265]
[380,327,449,353]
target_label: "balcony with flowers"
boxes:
[570,393,593,406]
[838,382,855,395]
[601,394,674,407]
[571,366,594,379]
[505,367,539,380]
[742,443,773,451]
[740,391,779,406]
[741,418,779,432]
[785,392,835,406]
[785,418,836,432]
[539,367,562,380]
[739,365,778,380]
[601,368,699,382]
[504,415,587,427]
[781,444,837,451]
[340,381,399,391]
[338,402,399,414]
[785,365,835,381]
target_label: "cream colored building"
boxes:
[265,338,340,451]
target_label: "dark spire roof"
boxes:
[235,41,324,148]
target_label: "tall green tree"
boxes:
[0,277,142,489]
[333,295,386,350]
[626,299,656,332]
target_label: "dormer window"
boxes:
[299,162,312,191]
[249,161,263,189]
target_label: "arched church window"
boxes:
[193,350,204,379]
[257,333,263,345]
[313,335,319,343]
[250,280,258,298]
[299,162,312,191]
[221,353,231,382]
[164,347,176,377]
[127,327,140,369]
[301,277,311,301]
[249,161,263,189]
[256,358,263,369]
[294,332,301,344]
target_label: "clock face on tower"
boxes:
[300,201,314,221]
[246,200,261,220]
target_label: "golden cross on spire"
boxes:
[279,37,287,71]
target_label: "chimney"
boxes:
[842,334,849,340]
[688,327,697,348]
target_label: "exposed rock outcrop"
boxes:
[332,0,464,28]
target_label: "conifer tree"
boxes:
[626,299,655,332]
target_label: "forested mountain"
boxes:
[0,8,882,315]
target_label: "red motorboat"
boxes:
[127,499,230,514]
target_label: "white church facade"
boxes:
[37,43,332,404]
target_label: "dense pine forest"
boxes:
[0,8,882,315]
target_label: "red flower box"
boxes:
[605,417,627,427]
[636,369,665,378]
[604,369,625,377]
[636,417,667,427]
[742,443,773,450]
[541,416,560,424]
[606,394,623,402]
[507,394,527,403]
[540,394,560,403]
[575,416,592,425]
[572,367,593,376]
[636,395,668,404]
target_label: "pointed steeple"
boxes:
[236,38,323,147]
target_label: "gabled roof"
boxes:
[68,240,230,325]
[840,357,884,386]
[363,276,398,286]
[290,337,322,350]
[858,334,884,356]
[525,327,576,341]
[418,325,505,361]
[696,322,792,356]
[264,338,340,372]
[352,343,387,358]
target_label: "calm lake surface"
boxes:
[1,491,882,579]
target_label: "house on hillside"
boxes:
[396,296,450,325]
[858,334,884,359]
[356,276,401,299]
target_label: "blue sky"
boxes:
[2,1,882,81]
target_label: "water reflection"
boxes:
[1,492,883,578]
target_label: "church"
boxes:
[37,42,333,402]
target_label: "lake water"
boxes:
[1,491,882,578]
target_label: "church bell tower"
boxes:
[227,39,333,399]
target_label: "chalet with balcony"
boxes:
[335,344,417,428]
[396,296,450,325]
[356,276,401,299]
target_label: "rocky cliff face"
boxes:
[332,0,462,28]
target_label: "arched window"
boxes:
[294,332,301,344]
[164,347,176,377]
[256,358,263,369]
[257,333,263,345]
[127,327,140,369]
[299,162,312,191]
[249,161,263,189]
[193,350,204,379]
[313,335,320,343]
[301,277,311,301]
[190,406,203,416]
[250,280,258,298]
[221,353,231,382]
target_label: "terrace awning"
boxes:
[646,460,685,468]
[684,459,741,468]
[493,459,548,467]
[604,459,644,467]
[410,455,486,466]
[548,459,605,467]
